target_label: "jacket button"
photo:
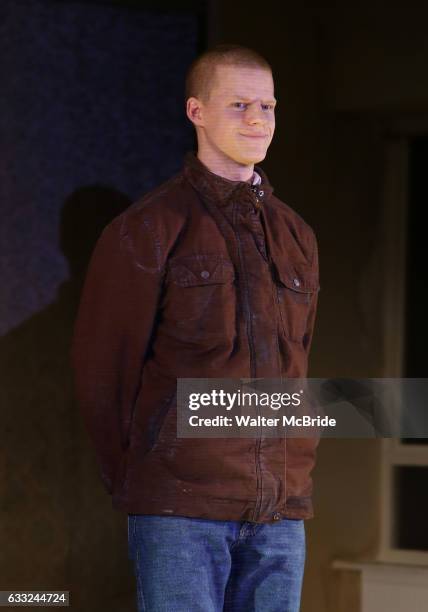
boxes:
[273,512,282,521]
[259,190,264,197]
[200,270,210,279]
[293,278,300,287]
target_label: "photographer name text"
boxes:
[188,415,336,428]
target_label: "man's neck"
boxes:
[196,150,254,183]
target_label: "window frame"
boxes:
[378,124,428,565]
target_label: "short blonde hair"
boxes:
[185,43,272,104]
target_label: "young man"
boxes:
[71,44,320,612]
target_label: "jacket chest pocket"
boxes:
[162,254,236,340]
[272,260,319,344]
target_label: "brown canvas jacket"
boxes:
[71,151,320,523]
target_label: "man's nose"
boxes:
[245,103,266,124]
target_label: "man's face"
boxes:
[192,64,276,168]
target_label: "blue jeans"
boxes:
[127,514,306,612]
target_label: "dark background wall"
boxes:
[0,0,199,335]
[1,1,428,611]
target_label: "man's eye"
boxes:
[262,104,275,111]
[233,102,247,109]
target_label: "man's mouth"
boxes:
[239,133,268,139]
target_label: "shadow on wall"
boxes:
[0,186,136,612]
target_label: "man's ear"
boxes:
[186,97,204,127]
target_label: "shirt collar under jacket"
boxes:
[252,171,262,186]
[182,151,274,208]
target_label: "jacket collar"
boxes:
[183,151,274,207]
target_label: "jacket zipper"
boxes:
[234,197,263,521]
[233,204,257,377]
[255,190,288,519]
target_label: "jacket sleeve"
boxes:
[302,231,320,357]
[70,212,164,494]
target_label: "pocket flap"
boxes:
[168,255,235,287]
[272,259,319,293]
